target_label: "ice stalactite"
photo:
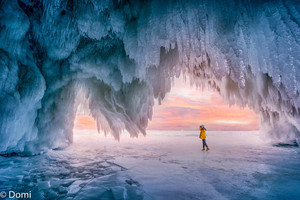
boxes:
[0,0,300,154]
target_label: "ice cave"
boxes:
[1,0,299,155]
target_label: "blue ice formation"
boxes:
[0,0,299,154]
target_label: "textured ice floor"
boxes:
[1,131,300,200]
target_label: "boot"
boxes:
[202,148,205,151]
[206,147,210,151]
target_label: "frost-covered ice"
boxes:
[1,131,300,200]
[0,0,300,153]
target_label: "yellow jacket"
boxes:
[199,127,206,139]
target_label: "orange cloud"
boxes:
[74,114,97,130]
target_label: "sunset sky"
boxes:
[147,77,258,131]
[74,77,258,132]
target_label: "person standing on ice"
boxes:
[199,125,210,151]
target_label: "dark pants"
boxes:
[202,139,208,148]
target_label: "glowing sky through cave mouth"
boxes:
[74,77,258,133]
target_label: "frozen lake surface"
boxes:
[1,131,300,200]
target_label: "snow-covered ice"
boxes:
[1,131,299,200]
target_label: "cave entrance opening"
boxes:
[73,89,98,136]
[72,76,259,143]
[148,75,259,132]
